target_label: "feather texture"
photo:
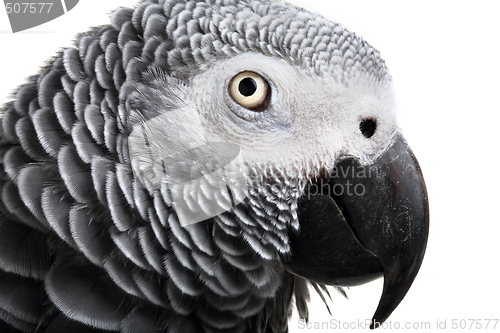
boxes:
[0,0,391,331]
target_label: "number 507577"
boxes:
[5,2,53,14]
[451,319,499,330]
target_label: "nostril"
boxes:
[359,118,377,138]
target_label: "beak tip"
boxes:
[370,313,389,330]
[369,316,387,330]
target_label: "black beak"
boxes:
[285,132,429,328]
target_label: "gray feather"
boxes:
[0,220,50,279]
[0,272,46,332]
[310,282,332,316]
[294,277,310,321]
[0,0,389,331]
[45,255,129,331]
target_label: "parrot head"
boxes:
[125,0,429,328]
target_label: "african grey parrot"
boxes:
[0,0,429,332]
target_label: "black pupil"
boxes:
[359,119,377,138]
[239,78,257,97]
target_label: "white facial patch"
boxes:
[191,53,398,177]
[128,52,397,227]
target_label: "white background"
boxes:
[1,1,499,332]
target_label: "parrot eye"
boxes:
[359,118,377,138]
[230,71,269,111]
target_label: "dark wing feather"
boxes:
[44,254,129,331]
[45,313,111,333]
